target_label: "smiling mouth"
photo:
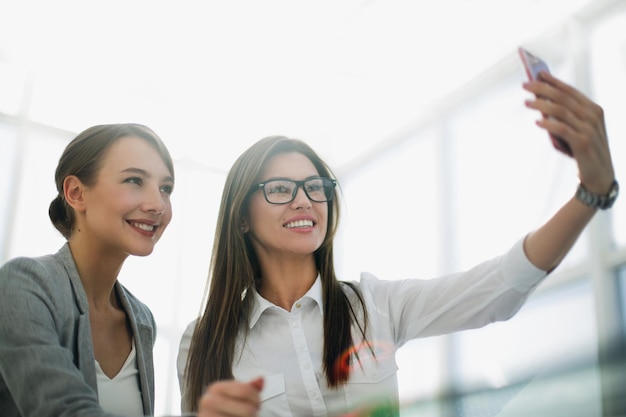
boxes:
[129,221,157,232]
[284,219,314,229]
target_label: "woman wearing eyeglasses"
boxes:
[178,71,618,417]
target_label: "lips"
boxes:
[284,219,314,229]
[128,221,157,232]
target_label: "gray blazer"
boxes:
[0,243,156,417]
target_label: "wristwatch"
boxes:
[575,180,619,210]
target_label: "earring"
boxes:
[241,225,246,232]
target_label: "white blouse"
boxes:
[96,341,144,417]
[178,237,546,417]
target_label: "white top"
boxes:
[96,341,144,417]
[177,237,546,417]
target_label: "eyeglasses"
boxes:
[251,176,337,204]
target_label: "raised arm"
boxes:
[521,71,618,272]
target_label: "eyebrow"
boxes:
[261,175,321,182]
[121,167,174,183]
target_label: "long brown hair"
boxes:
[183,136,369,411]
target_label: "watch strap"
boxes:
[575,180,619,210]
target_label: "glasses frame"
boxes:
[251,176,337,205]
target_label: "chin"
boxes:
[130,246,156,257]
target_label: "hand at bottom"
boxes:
[197,377,264,417]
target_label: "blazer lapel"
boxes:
[116,283,155,416]
[57,244,98,390]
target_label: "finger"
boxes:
[526,75,607,138]
[522,77,615,189]
[210,380,261,404]
[249,377,264,392]
[198,395,258,417]
[538,72,595,105]
[523,78,608,149]
[533,71,595,109]
[198,394,259,417]
[199,381,261,417]
[547,95,605,142]
[524,86,593,136]
[531,103,609,167]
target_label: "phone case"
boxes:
[518,47,573,156]
[518,47,550,81]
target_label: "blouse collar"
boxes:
[248,274,323,329]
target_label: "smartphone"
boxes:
[518,47,572,156]
[518,47,550,81]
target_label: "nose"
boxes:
[291,185,312,209]
[144,186,167,215]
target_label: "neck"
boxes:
[68,238,127,310]
[257,255,317,311]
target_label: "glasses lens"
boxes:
[263,180,296,204]
[261,178,335,204]
[304,178,334,202]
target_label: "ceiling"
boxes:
[0,0,605,174]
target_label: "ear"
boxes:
[63,175,87,212]
[240,219,249,233]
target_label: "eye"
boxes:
[124,176,143,186]
[266,182,293,194]
[160,184,174,195]
[305,182,323,192]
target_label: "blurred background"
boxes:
[1,0,625,416]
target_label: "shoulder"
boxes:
[341,272,431,309]
[176,319,198,367]
[177,319,198,355]
[340,272,398,294]
[1,251,63,276]
[181,318,198,340]
[338,273,389,306]
[0,247,78,326]
[0,248,71,297]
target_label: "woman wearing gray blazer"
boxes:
[0,124,265,417]
[0,244,156,417]
[0,124,175,417]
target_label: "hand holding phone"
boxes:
[518,47,573,156]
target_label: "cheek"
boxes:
[318,204,329,226]
[322,206,333,238]
[162,203,174,226]
[110,189,137,207]
[248,197,273,228]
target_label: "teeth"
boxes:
[132,222,156,231]
[285,219,313,228]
